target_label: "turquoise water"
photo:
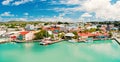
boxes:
[0,40,120,62]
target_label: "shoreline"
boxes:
[0,38,116,45]
[113,37,120,45]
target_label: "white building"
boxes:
[86,25,97,30]
[25,24,35,31]
[0,31,6,36]
[24,31,35,40]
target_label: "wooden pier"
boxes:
[113,37,120,45]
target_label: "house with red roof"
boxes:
[18,31,35,40]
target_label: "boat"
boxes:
[40,38,62,45]
[40,38,53,45]
[68,39,77,43]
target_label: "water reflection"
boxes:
[24,43,34,48]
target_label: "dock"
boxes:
[40,39,63,45]
[115,38,120,42]
[0,38,11,44]
[13,40,42,43]
[113,37,120,45]
[112,32,120,44]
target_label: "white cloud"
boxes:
[54,0,120,21]
[59,0,82,5]
[81,13,92,17]
[50,0,85,5]
[2,0,13,5]
[19,18,27,21]
[81,0,120,20]
[50,1,58,4]
[1,0,120,21]
[1,12,14,16]
[12,0,33,6]
[59,13,65,17]
[53,7,79,16]
[24,12,29,16]
[2,0,33,6]
[39,17,74,22]
[0,16,77,22]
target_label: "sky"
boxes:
[0,0,120,22]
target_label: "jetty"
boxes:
[13,40,42,43]
[40,39,63,45]
[114,37,120,45]
[0,38,11,44]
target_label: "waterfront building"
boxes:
[18,31,35,40]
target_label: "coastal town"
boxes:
[1,0,120,62]
[0,21,120,45]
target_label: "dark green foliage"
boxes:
[57,22,63,24]
[44,23,49,25]
[58,32,65,39]
[34,30,50,40]
[88,28,97,32]
[72,31,79,39]
[64,22,69,24]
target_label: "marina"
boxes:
[0,0,120,62]
[0,40,120,62]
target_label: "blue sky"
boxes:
[0,0,120,22]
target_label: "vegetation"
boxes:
[57,22,63,24]
[88,28,97,32]
[44,22,49,25]
[0,21,43,27]
[64,22,69,24]
[50,34,54,39]
[72,31,79,39]
[58,32,65,39]
[108,31,113,38]
[34,30,50,40]
[91,21,120,27]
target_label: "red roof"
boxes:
[78,33,88,36]
[11,36,16,39]
[78,32,95,37]
[20,31,29,35]
[87,33,95,36]
[78,32,109,37]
